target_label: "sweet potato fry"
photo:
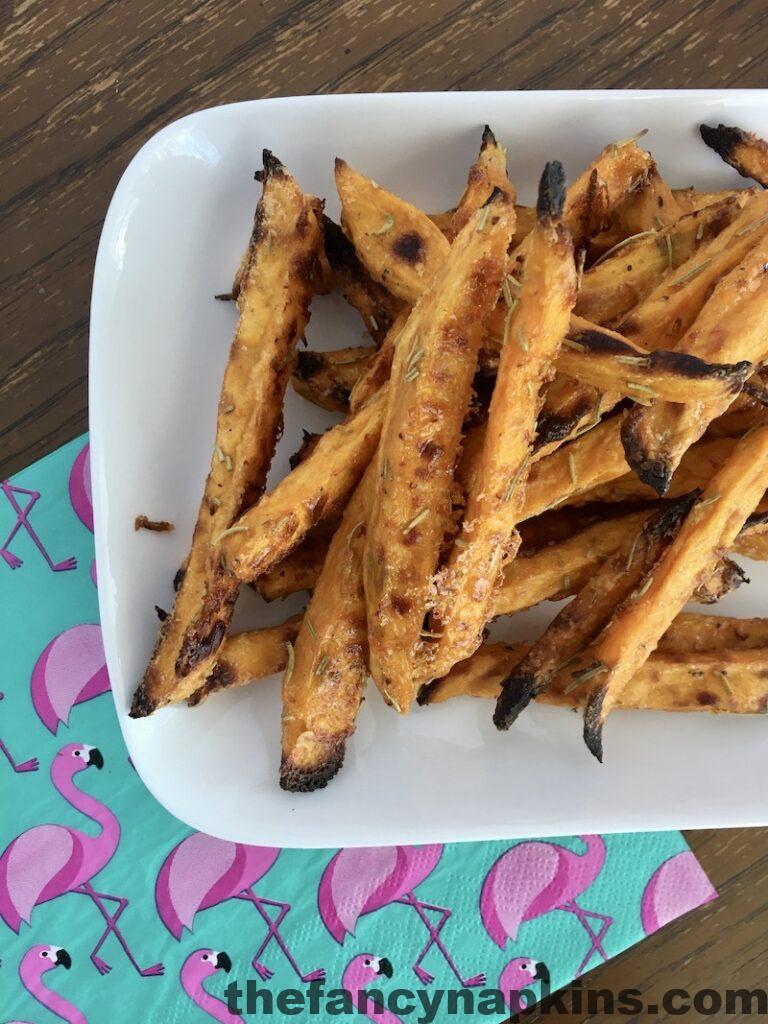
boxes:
[617,189,768,351]
[335,158,450,305]
[426,163,576,677]
[280,465,374,792]
[560,316,750,405]
[700,123,768,187]
[573,436,736,507]
[292,346,374,411]
[582,425,768,760]
[364,190,516,712]
[659,612,768,652]
[576,195,752,325]
[421,640,768,715]
[589,159,682,257]
[672,187,751,215]
[493,494,697,729]
[131,152,323,717]
[322,216,404,343]
[348,309,409,413]
[256,520,337,601]
[221,385,387,581]
[522,414,630,519]
[691,556,748,604]
[446,125,514,241]
[188,615,302,706]
[622,231,768,493]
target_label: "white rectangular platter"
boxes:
[90,90,768,847]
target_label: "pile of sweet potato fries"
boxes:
[131,122,768,788]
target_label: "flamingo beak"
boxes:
[215,952,232,973]
[87,748,104,770]
[376,957,393,979]
[55,948,72,970]
[534,961,550,985]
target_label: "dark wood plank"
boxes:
[2,3,768,1018]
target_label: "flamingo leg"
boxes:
[74,882,164,977]
[0,483,76,572]
[396,893,486,988]
[0,736,38,773]
[561,900,613,976]
[235,890,325,983]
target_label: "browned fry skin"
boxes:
[560,317,750,405]
[365,191,516,713]
[617,189,768,351]
[493,493,697,730]
[131,152,323,717]
[188,615,302,707]
[420,640,768,714]
[583,425,768,761]
[426,163,575,679]
[348,308,410,413]
[321,216,404,344]
[280,466,374,792]
[700,124,768,188]
[621,230,768,495]
[221,385,387,581]
[588,158,682,258]
[576,194,753,326]
[446,125,515,241]
[335,158,451,306]
[292,346,375,412]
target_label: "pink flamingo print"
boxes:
[30,624,111,734]
[341,954,400,1023]
[1,480,77,572]
[13,944,86,1024]
[180,949,243,1023]
[0,742,164,978]
[641,851,717,935]
[0,693,38,772]
[318,845,485,987]
[498,957,550,1014]
[68,443,93,533]
[480,835,613,978]
[156,832,324,983]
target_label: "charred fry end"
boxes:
[583,685,607,762]
[279,739,347,793]
[493,669,539,730]
[699,124,747,165]
[621,405,674,496]
[537,160,567,221]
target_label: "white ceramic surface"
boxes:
[91,91,768,847]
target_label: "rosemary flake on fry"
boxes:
[403,508,429,535]
[370,214,395,236]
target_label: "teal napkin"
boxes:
[1,436,716,1023]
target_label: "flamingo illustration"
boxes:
[498,957,550,1014]
[318,845,485,987]
[68,443,93,533]
[480,835,613,978]
[1,480,77,572]
[0,742,164,978]
[180,949,243,1023]
[341,954,399,1023]
[30,624,110,734]
[12,944,86,1024]
[0,693,38,772]
[156,832,324,983]
[641,851,717,935]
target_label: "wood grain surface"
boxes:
[2,2,768,1020]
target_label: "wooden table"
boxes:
[3,2,767,1019]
